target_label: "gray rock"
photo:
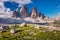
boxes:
[20,23,27,27]
[20,5,28,18]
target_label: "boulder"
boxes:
[10,29,15,34]
[20,23,27,27]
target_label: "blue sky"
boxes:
[4,0,60,18]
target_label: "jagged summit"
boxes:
[0,5,55,24]
[39,13,46,19]
[30,7,45,19]
[12,5,46,19]
[12,8,20,18]
[30,7,39,18]
[20,5,28,18]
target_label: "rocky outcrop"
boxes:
[20,23,27,27]
[20,5,28,18]
[30,7,39,18]
[12,8,20,18]
[30,7,45,19]
[39,13,46,19]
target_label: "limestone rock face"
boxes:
[20,5,28,18]
[31,7,39,18]
[12,9,20,18]
[30,7,45,19]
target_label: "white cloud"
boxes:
[0,1,5,13]
[0,1,12,18]
[15,0,32,4]
[1,0,32,6]
[18,5,22,7]
[0,8,13,18]
[1,0,9,2]
[5,8,13,18]
[0,0,32,18]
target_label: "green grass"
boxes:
[0,25,60,40]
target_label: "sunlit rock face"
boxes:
[12,9,20,18]
[30,7,45,19]
[20,5,28,18]
[30,7,39,18]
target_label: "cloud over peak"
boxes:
[1,0,32,5]
[0,0,32,18]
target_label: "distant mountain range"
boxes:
[0,5,60,24]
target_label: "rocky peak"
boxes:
[39,13,46,19]
[12,8,20,18]
[20,5,28,18]
[31,7,39,18]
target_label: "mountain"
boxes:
[20,5,28,18]
[0,5,55,24]
[12,8,20,18]
[30,7,45,20]
[30,7,39,18]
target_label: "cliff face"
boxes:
[20,5,28,18]
[0,3,56,24]
[11,5,55,23]
[30,7,45,19]
[12,5,46,19]
[30,7,39,18]
[12,9,20,18]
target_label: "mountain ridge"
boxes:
[0,5,56,24]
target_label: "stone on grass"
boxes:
[29,32,34,35]
[10,29,15,34]
[20,23,27,27]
